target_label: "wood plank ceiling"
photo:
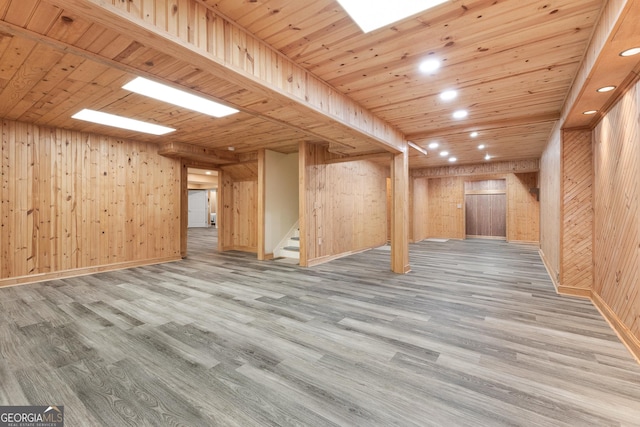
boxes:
[0,0,612,168]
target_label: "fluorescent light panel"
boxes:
[337,0,448,33]
[123,77,238,118]
[72,109,175,135]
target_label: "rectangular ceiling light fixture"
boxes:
[336,0,448,33]
[72,109,176,135]
[123,77,239,118]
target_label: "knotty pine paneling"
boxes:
[540,124,562,286]
[593,80,640,355]
[508,172,540,243]
[411,168,539,242]
[427,177,465,240]
[301,143,388,266]
[561,129,593,294]
[412,159,539,178]
[42,0,405,154]
[411,177,428,242]
[0,119,181,286]
[218,165,258,253]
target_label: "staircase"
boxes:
[274,224,300,260]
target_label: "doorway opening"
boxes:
[187,168,218,256]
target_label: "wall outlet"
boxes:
[318,237,322,245]
[457,203,462,209]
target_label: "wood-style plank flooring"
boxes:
[1,228,640,426]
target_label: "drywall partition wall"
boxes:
[593,81,640,358]
[539,125,562,288]
[300,143,388,266]
[265,150,299,255]
[0,119,182,286]
[561,129,593,296]
[218,162,259,253]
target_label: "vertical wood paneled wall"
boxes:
[539,125,562,286]
[300,143,388,266]
[507,172,540,243]
[218,165,258,253]
[0,119,182,286]
[411,177,429,242]
[426,177,466,239]
[592,81,640,357]
[411,168,540,242]
[561,129,593,296]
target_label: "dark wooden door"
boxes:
[465,180,506,238]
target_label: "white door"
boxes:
[188,190,209,228]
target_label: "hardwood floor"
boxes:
[1,227,639,426]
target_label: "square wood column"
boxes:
[391,148,410,273]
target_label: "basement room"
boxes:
[1,0,640,425]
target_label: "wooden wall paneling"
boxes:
[539,123,562,288]
[427,176,465,239]
[592,81,640,359]
[300,142,388,268]
[0,118,182,287]
[412,159,539,178]
[218,170,232,252]
[36,122,50,273]
[180,160,188,258]
[561,129,593,296]
[98,134,110,266]
[257,149,266,260]
[388,177,392,242]
[231,180,257,252]
[491,194,507,238]
[410,177,431,243]
[298,141,309,267]
[507,172,540,243]
[217,162,259,254]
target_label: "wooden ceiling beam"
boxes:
[406,112,560,141]
[43,0,407,154]
[159,142,239,165]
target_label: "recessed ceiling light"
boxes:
[205,171,212,175]
[478,144,485,150]
[123,77,239,118]
[583,110,598,115]
[448,157,457,162]
[597,86,616,93]
[72,109,175,135]
[428,142,439,149]
[484,154,491,161]
[470,131,479,138]
[452,110,468,119]
[419,59,441,73]
[440,151,449,157]
[228,146,236,151]
[440,90,457,101]
[337,0,448,33]
[620,47,640,57]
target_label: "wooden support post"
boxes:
[180,161,188,258]
[391,147,410,274]
[257,149,266,260]
[217,170,228,252]
[298,141,309,267]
